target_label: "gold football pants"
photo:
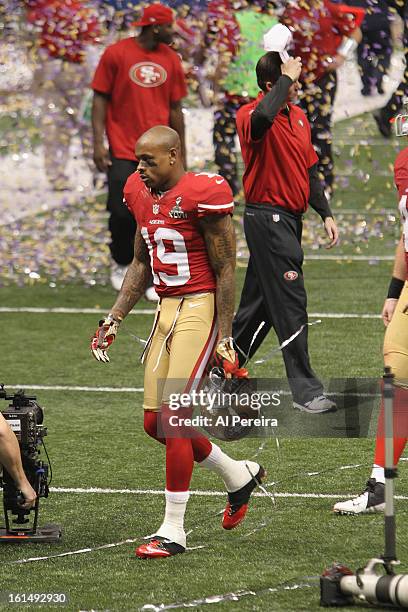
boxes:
[143,292,218,411]
[383,281,408,387]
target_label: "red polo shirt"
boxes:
[236,93,318,213]
[92,38,187,160]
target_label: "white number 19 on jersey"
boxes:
[141,227,191,287]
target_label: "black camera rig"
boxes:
[0,384,61,543]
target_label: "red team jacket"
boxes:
[394,147,408,280]
[124,172,235,296]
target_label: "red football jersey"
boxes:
[124,172,234,296]
[91,38,187,159]
[282,1,360,83]
[394,147,408,279]
[236,93,318,211]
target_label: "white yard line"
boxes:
[0,307,156,315]
[325,209,395,214]
[10,538,140,564]
[239,254,394,261]
[5,385,382,397]
[5,385,144,393]
[309,313,380,319]
[0,307,381,318]
[304,255,394,261]
[48,487,408,500]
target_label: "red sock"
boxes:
[191,435,212,462]
[165,436,194,491]
[144,411,211,460]
[144,411,165,445]
[374,386,408,467]
[160,404,213,490]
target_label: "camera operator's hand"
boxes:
[18,479,37,509]
[91,314,122,363]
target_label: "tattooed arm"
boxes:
[110,228,151,321]
[199,214,236,338]
[90,229,151,363]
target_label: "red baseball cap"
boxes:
[132,3,174,27]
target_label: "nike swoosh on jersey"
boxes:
[189,302,204,308]
[215,179,224,184]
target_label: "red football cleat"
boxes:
[135,537,185,559]
[222,465,266,530]
[223,501,250,530]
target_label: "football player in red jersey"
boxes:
[91,125,265,558]
[333,108,408,515]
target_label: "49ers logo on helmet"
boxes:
[129,62,167,87]
[284,270,298,281]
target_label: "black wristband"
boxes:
[387,277,404,300]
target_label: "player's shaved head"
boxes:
[136,125,181,153]
[135,125,185,191]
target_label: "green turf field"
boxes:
[0,112,407,611]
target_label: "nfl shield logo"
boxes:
[153,203,160,215]
[273,214,280,222]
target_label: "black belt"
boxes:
[245,203,304,220]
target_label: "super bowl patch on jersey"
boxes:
[169,197,187,219]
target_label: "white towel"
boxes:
[263,23,293,62]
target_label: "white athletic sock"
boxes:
[155,489,189,548]
[370,464,385,484]
[198,442,259,493]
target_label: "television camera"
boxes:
[0,384,61,543]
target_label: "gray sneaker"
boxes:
[293,395,337,414]
[333,478,385,515]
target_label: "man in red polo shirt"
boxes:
[91,3,187,295]
[233,51,339,413]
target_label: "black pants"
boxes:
[233,205,323,405]
[107,155,137,266]
[300,72,337,192]
[357,37,392,94]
